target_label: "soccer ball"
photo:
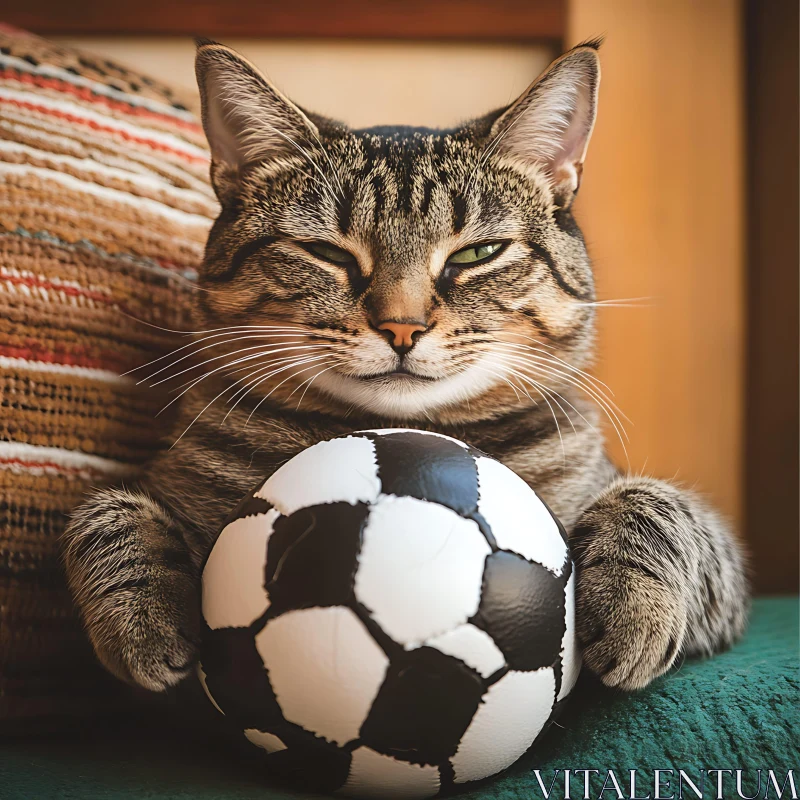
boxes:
[199,429,579,798]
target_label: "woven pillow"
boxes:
[0,26,217,728]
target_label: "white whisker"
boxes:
[472,364,525,403]
[141,335,320,385]
[169,355,334,448]
[290,362,341,411]
[120,318,310,341]
[304,127,346,201]
[236,110,340,205]
[223,354,332,420]
[169,352,308,395]
[123,325,312,376]
[245,359,337,426]
[156,344,332,414]
[574,296,653,307]
[475,361,567,466]
[464,100,534,200]
[491,338,616,397]
[494,350,629,432]
[490,351,630,466]
[489,358,590,438]
[135,332,314,383]
[149,342,331,388]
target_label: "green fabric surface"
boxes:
[1,597,797,800]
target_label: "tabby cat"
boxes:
[63,39,748,696]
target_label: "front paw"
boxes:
[63,487,202,692]
[575,563,687,690]
[86,572,201,692]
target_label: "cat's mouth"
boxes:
[316,357,501,418]
[356,367,437,383]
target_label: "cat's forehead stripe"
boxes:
[325,134,480,233]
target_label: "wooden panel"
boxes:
[53,38,555,129]
[3,0,564,40]
[744,0,799,593]
[567,1,745,528]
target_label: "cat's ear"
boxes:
[489,41,601,208]
[195,40,319,202]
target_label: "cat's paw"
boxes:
[86,572,201,692]
[575,563,687,690]
[63,487,202,692]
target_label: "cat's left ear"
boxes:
[195,40,320,203]
[489,40,601,208]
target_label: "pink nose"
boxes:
[377,321,428,352]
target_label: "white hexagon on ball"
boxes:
[423,623,505,679]
[256,436,380,515]
[558,569,581,701]
[339,747,440,799]
[451,668,556,784]
[202,509,280,630]
[197,665,224,716]
[244,729,288,754]
[355,495,491,647]
[475,456,568,574]
[255,606,389,747]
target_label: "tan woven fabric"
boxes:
[0,26,216,726]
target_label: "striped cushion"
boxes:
[0,26,217,727]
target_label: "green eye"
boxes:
[306,241,357,265]
[447,242,506,266]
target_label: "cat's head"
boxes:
[194,40,600,422]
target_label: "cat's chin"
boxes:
[312,360,502,420]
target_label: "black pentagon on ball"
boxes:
[253,726,352,794]
[359,646,485,766]
[471,550,567,672]
[360,431,481,520]
[265,501,370,614]
[200,626,284,731]
[232,495,273,520]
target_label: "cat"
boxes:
[63,39,748,696]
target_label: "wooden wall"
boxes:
[1,0,565,39]
[51,38,554,130]
[568,0,746,533]
[744,0,799,593]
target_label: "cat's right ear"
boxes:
[486,40,601,209]
[195,40,319,203]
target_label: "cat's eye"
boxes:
[305,241,357,265]
[446,242,506,267]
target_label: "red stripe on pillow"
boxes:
[0,68,203,134]
[0,97,208,164]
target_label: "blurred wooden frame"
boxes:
[2,0,566,41]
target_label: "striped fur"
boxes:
[64,40,749,694]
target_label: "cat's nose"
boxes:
[377,320,429,355]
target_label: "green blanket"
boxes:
[2,597,797,799]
